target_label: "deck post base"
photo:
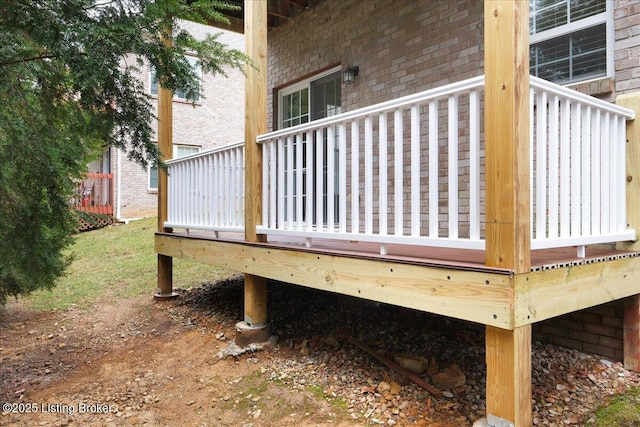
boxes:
[154,291,179,300]
[235,321,272,347]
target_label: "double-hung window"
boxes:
[150,56,201,102]
[529,0,613,84]
[148,145,200,191]
[278,67,342,226]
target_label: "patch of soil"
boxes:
[2,277,638,427]
[0,280,395,427]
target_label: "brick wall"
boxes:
[115,20,245,219]
[614,1,640,96]
[534,300,626,362]
[267,0,484,129]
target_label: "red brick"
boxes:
[584,323,618,338]
[583,343,617,359]
[554,337,584,351]
[599,335,623,349]
[567,330,599,345]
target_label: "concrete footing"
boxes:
[235,321,272,347]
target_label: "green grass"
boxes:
[588,387,640,426]
[22,217,231,311]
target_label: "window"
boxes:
[278,68,342,225]
[148,144,200,191]
[150,56,201,102]
[529,0,612,84]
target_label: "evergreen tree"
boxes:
[0,0,248,304]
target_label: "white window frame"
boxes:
[148,144,201,191]
[277,66,342,129]
[149,55,202,102]
[277,66,342,227]
[529,0,614,85]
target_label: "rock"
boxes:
[427,356,438,375]
[393,353,429,374]
[378,381,391,394]
[432,365,466,390]
[473,417,488,427]
[390,382,402,395]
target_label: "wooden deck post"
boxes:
[618,92,640,372]
[484,1,531,425]
[484,0,531,273]
[237,0,270,344]
[617,92,640,252]
[486,325,532,427]
[155,32,177,300]
[624,295,640,372]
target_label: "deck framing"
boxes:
[156,233,640,331]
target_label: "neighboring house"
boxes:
[154,1,640,425]
[85,20,245,220]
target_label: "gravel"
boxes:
[177,276,640,426]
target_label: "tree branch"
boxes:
[0,53,60,68]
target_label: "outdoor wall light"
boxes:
[343,66,359,84]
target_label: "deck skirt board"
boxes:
[516,255,640,326]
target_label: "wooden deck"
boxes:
[163,229,640,272]
[156,230,640,330]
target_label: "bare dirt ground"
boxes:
[0,278,463,427]
[2,277,639,427]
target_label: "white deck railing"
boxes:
[165,75,635,256]
[165,141,244,233]
[530,76,635,254]
[258,76,485,252]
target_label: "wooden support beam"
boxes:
[155,234,515,328]
[484,0,531,273]
[155,32,177,299]
[624,295,640,372]
[486,325,532,427]
[156,254,174,297]
[514,256,640,326]
[484,2,531,424]
[243,0,269,327]
[157,56,173,232]
[620,93,640,371]
[245,0,267,243]
[617,92,640,252]
[244,275,268,326]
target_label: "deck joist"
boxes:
[155,232,640,330]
